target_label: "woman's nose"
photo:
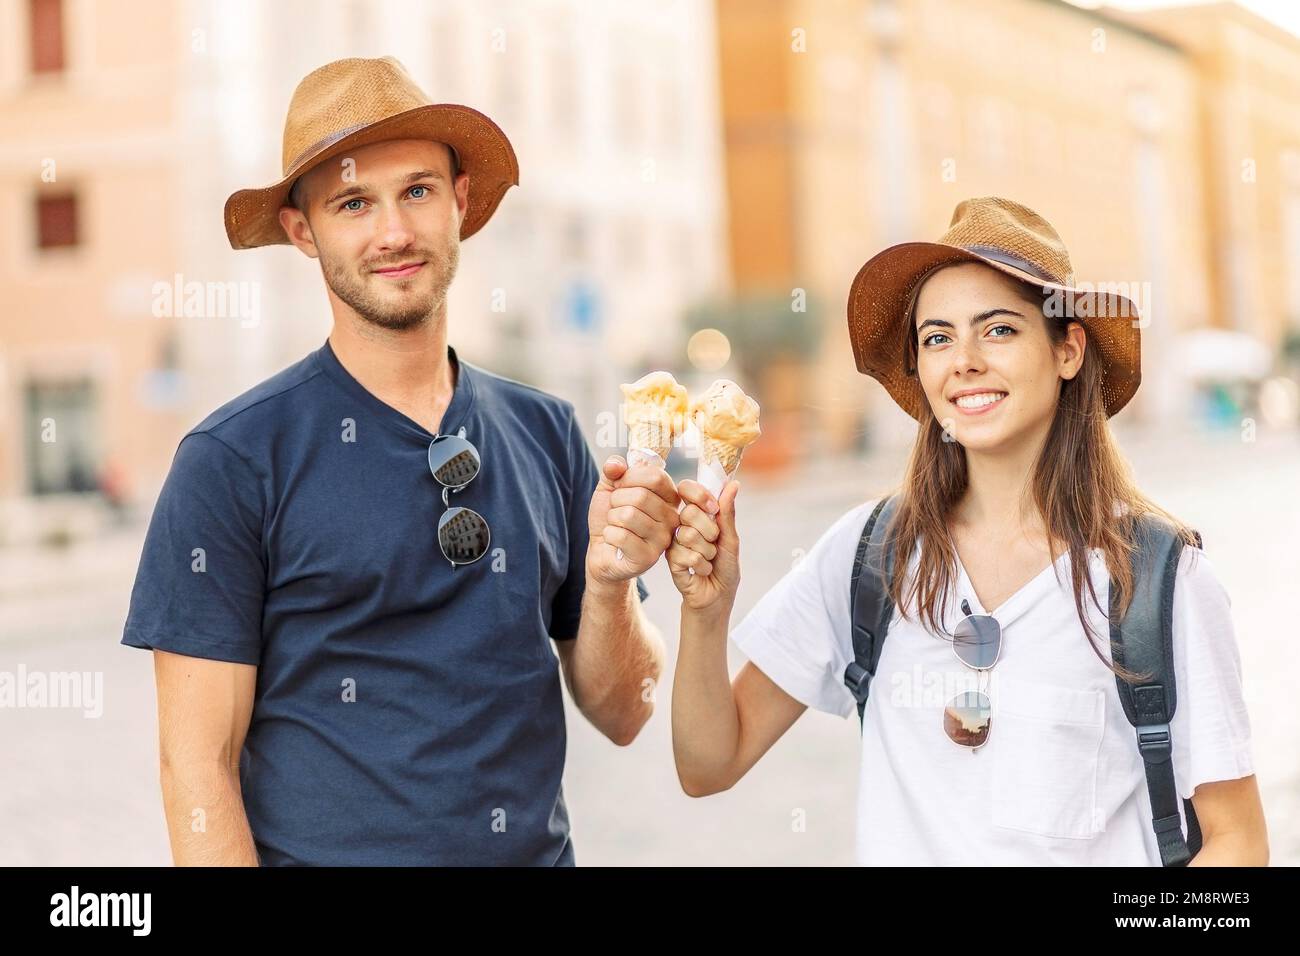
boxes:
[949,335,986,373]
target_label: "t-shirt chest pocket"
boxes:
[990,675,1106,840]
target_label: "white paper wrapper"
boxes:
[696,456,730,499]
[626,447,668,469]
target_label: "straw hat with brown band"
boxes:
[223,56,519,250]
[847,196,1143,420]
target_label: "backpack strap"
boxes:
[844,499,1204,864]
[1111,515,1204,867]
[844,495,899,728]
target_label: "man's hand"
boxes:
[587,455,680,584]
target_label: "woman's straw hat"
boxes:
[847,197,1142,419]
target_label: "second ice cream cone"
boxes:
[697,436,744,497]
[700,435,744,477]
[690,379,761,499]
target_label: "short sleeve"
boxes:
[1169,546,1255,800]
[121,432,267,666]
[549,407,648,642]
[729,501,879,718]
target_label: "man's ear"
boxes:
[453,171,470,229]
[278,205,320,259]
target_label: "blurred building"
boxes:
[714,0,1300,452]
[0,0,727,536]
[1122,1,1300,349]
[0,0,188,542]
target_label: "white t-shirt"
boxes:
[730,500,1255,866]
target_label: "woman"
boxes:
[667,197,1268,865]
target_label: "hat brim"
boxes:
[847,242,1143,420]
[223,103,520,250]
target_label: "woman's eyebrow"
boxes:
[916,308,1024,332]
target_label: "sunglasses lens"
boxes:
[953,613,1001,669]
[438,506,490,565]
[428,436,480,488]
[944,690,992,747]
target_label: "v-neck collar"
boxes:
[953,545,1075,626]
[315,337,475,442]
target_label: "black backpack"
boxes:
[843,495,1204,867]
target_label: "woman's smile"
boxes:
[951,390,1009,415]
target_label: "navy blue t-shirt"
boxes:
[122,339,647,865]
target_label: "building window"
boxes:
[29,0,65,75]
[36,192,78,249]
[24,378,99,496]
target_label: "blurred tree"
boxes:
[683,292,823,472]
[684,292,822,384]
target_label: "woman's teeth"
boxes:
[955,392,1007,409]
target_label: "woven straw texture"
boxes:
[223,57,519,250]
[847,197,1142,420]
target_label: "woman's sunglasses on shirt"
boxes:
[943,600,1001,750]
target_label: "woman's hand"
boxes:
[668,478,740,612]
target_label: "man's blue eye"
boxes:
[343,199,365,211]
[409,185,428,199]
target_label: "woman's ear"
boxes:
[1057,321,1087,381]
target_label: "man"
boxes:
[122,56,679,865]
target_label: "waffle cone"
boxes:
[700,435,743,477]
[629,420,673,461]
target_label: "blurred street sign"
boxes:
[565,280,601,334]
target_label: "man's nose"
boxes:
[374,202,416,250]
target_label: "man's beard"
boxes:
[321,236,460,331]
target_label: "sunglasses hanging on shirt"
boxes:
[427,428,491,568]
[942,599,1002,751]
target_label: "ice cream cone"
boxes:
[620,371,689,470]
[628,419,673,466]
[616,371,689,558]
[690,379,760,497]
[700,434,744,477]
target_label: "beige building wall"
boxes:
[0,0,186,537]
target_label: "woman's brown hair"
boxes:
[877,264,1202,683]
